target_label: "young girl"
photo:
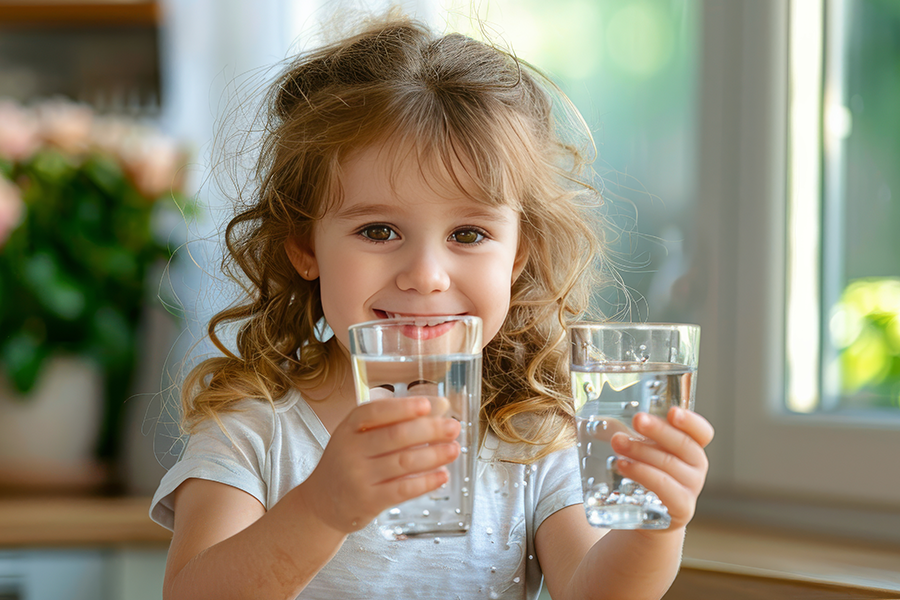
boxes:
[150,12,714,600]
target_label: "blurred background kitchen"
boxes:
[0,0,898,599]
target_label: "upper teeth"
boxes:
[386,312,450,327]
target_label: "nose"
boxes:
[395,245,451,294]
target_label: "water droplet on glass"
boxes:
[513,577,521,583]
[461,487,469,494]
[458,521,465,527]
[528,554,534,560]
[434,537,441,544]
[389,508,401,516]
[490,565,497,573]
[455,508,461,514]
[486,527,493,535]
[421,510,430,517]
[460,447,468,454]
[513,482,519,488]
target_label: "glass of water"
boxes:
[349,315,482,540]
[568,322,700,529]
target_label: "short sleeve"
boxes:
[149,402,276,530]
[531,444,583,531]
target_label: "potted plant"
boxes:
[0,99,191,489]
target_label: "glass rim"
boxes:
[568,321,700,331]
[348,314,482,332]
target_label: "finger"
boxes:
[614,458,695,526]
[365,416,461,456]
[632,412,708,469]
[380,467,451,505]
[371,441,461,484]
[610,432,705,492]
[668,407,715,448]
[351,397,432,432]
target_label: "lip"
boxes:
[373,311,466,340]
[374,310,467,324]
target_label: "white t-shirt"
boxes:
[150,390,584,599]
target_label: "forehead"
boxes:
[335,136,519,212]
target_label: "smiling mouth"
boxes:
[374,311,463,340]
[374,311,463,326]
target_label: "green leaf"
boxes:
[22,253,87,320]
[88,306,134,369]
[30,150,75,183]
[0,330,50,394]
[82,155,126,195]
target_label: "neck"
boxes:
[294,340,360,432]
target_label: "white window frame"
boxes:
[696,0,900,541]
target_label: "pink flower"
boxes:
[36,100,94,155]
[0,101,40,161]
[120,132,185,199]
[0,177,24,247]
[90,115,131,157]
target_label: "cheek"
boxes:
[475,267,515,344]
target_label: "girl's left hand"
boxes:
[609,407,715,530]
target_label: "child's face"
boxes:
[288,141,526,356]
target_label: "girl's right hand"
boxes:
[301,396,461,534]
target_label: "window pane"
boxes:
[823,0,900,411]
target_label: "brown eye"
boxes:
[361,225,396,241]
[451,229,484,244]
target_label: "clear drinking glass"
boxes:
[569,322,700,529]
[349,316,482,540]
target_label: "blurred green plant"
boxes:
[0,99,192,459]
[829,278,900,408]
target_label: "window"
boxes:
[707,0,900,541]
[787,0,900,415]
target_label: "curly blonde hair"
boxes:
[182,13,604,459]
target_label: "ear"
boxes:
[285,235,319,280]
[512,242,530,284]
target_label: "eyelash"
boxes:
[355,224,490,245]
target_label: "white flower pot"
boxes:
[0,356,108,492]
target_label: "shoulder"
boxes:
[192,391,304,441]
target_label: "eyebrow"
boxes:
[333,202,513,223]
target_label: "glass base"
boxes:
[585,504,671,530]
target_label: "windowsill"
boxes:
[683,517,900,593]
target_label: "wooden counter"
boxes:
[2,496,899,599]
[0,496,170,548]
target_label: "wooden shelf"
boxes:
[0,2,159,27]
[0,496,170,547]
